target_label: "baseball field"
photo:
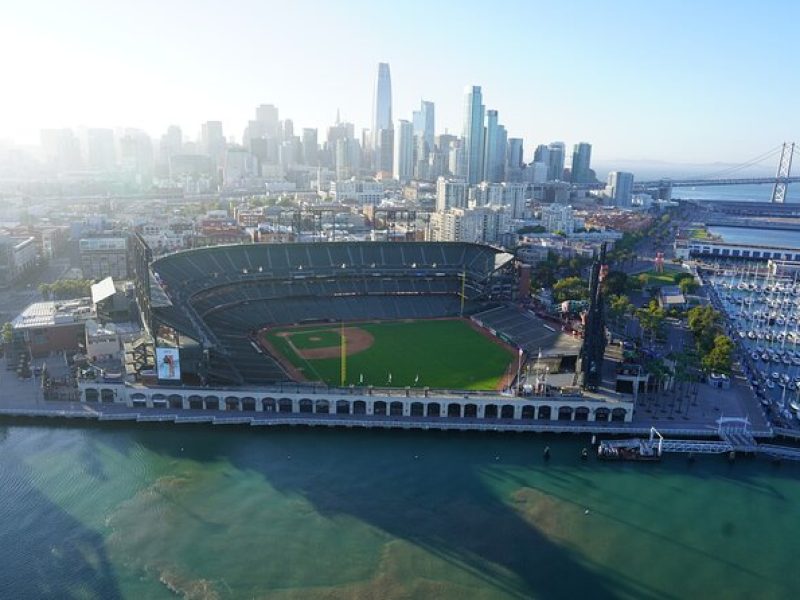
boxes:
[259,318,516,390]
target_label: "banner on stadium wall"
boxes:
[156,347,181,381]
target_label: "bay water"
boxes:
[1,423,798,599]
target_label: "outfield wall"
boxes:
[79,382,634,423]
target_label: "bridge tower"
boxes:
[770,142,795,203]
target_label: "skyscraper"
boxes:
[412,100,435,155]
[372,63,392,149]
[571,142,593,183]
[606,171,634,207]
[394,120,414,183]
[481,110,505,182]
[256,104,279,138]
[201,121,225,167]
[462,86,485,185]
[482,113,507,184]
[546,141,565,181]
[302,128,318,166]
[533,144,549,164]
[87,128,116,171]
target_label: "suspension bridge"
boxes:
[574,142,799,203]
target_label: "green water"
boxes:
[1,423,798,599]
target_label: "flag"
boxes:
[414,374,419,384]
[359,373,364,384]
[388,372,392,384]
[518,347,523,357]
[538,348,542,360]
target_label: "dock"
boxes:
[598,418,800,461]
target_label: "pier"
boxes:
[598,418,800,461]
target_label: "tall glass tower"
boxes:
[372,63,393,150]
[462,86,485,185]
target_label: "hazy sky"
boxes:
[2,0,799,164]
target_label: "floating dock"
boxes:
[598,419,800,461]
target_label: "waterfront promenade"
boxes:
[1,356,791,441]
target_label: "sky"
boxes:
[1,0,799,165]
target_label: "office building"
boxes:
[372,63,393,150]
[374,127,394,176]
[224,147,259,186]
[158,126,182,167]
[394,120,414,183]
[40,128,82,172]
[435,177,468,212]
[412,100,435,155]
[547,142,565,181]
[571,142,593,183]
[80,236,129,280]
[541,204,576,234]
[428,206,509,244]
[330,180,383,205]
[502,183,526,219]
[302,128,318,165]
[483,110,506,183]
[86,128,116,171]
[256,104,280,138]
[462,86,485,185]
[606,171,635,207]
[335,138,361,180]
[0,235,37,288]
[201,121,226,166]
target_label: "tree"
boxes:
[701,335,734,374]
[608,294,634,332]
[553,276,589,303]
[636,299,666,343]
[1,322,12,345]
[679,278,698,295]
[39,279,94,300]
[687,305,721,354]
[602,270,629,297]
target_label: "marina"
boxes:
[705,263,800,431]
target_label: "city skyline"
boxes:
[2,1,800,165]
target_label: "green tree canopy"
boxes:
[553,276,589,303]
[701,335,734,374]
[602,270,629,296]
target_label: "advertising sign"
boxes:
[156,347,181,380]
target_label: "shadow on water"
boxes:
[0,436,122,600]
[127,425,669,600]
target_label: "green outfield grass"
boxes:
[266,319,514,390]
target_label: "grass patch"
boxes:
[638,270,682,287]
[267,319,514,390]
[688,228,711,240]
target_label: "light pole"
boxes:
[516,348,523,396]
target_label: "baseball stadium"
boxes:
[78,238,634,426]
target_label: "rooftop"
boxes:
[12,299,95,330]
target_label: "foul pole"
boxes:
[340,322,347,387]
[460,269,466,317]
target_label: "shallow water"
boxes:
[1,423,798,599]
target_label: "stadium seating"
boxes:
[147,242,513,384]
